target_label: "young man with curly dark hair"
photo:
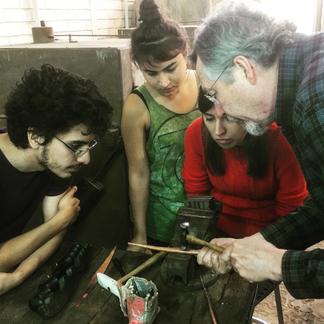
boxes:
[0,64,112,295]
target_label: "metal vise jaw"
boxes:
[160,196,222,290]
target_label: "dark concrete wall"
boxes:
[0,40,133,125]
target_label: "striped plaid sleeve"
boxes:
[261,202,324,250]
[262,95,324,249]
[282,249,324,299]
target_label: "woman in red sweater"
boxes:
[183,91,308,238]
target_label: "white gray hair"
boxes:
[194,0,296,80]
[243,120,267,136]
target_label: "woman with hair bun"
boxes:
[121,0,200,248]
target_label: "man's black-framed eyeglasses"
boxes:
[54,136,97,158]
[198,61,233,111]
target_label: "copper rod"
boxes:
[186,235,224,254]
[117,251,166,285]
[127,242,199,255]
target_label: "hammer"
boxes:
[185,234,224,254]
[178,221,224,254]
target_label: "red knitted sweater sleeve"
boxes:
[183,117,211,196]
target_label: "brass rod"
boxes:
[117,251,166,285]
[127,242,199,255]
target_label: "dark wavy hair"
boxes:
[199,101,272,178]
[5,64,113,148]
[131,0,187,66]
[202,125,270,178]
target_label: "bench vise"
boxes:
[160,196,222,291]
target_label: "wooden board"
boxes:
[0,244,257,324]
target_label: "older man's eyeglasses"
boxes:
[55,136,97,158]
[198,61,233,111]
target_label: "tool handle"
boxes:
[186,235,224,253]
[117,251,166,285]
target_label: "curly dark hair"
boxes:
[5,64,113,148]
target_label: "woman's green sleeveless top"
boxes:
[136,84,200,242]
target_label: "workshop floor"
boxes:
[253,241,324,324]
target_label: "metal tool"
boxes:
[29,243,89,318]
[74,245,117,307]
[128,234,224,256]
[160,198,223,290]
[127,242,199,255]
[186,234,224,254]
[180,221,190,250]
[117,251,166,286]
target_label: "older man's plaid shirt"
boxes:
[260,33,324,299]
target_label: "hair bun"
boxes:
[139,0,162,24]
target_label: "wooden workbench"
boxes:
[0,243,257,324]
